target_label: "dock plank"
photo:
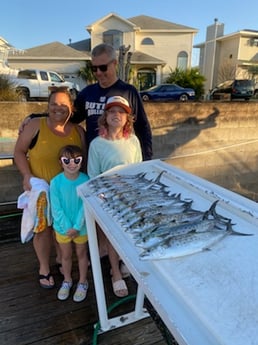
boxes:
[0,229,175,345]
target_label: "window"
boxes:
[103,30,122,50]
[177,51,188,70]
[40,71,48,81]
[49,72,63,82]
[141,37,154,45]
[18,70,37,79]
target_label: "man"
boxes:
[73,43,153,161]
[73,44,152,285]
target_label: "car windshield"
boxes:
[144,85,160,91]
[235,80,254,87]
[143,84,181,92]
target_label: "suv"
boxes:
[210,79,254,101]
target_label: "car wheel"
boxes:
[179,94,189,102]
[17,88,29,102]
[142,94,150,101]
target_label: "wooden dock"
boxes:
[0,212,177,345]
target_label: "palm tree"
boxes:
[77,61,96,85]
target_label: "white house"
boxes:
[0,37,20,76]
[6,13,197,90]
[76,13,198,89]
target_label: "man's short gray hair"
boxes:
[91,43,117,60]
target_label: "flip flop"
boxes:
[112,278,128,298]
[39,272,55,289]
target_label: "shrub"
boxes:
[0,75,21,101]
[166,67,206,100]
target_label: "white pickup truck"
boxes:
[12,69,80,101]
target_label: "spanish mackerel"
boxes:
[139,222,252,260]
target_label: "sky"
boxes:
[1,0,258,65]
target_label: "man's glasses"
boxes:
[90,60,113,73]
[60,156,83,165]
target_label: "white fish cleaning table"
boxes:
[78,160,258,345]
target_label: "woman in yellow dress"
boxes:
[14,87,86,289]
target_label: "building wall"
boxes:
[89,14,195,83]
[135,31,193,80]
[90,16,134,49]
[239,35,257,60]
[1,101,258,205]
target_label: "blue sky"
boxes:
[1,0,257,65]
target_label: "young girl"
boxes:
[87,96,143,298]
[50,145,89,302]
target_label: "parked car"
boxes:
[254,83,258,97]
[210,79,255,101]
[10,69,80,101]
[140,84,195,102]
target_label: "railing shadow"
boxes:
[152,107,220,159]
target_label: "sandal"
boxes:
[110,261,131,279]
[112,278,128,298]
[39,272,55,289]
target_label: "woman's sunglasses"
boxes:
[90,60,113,73]
[60,156,83,165]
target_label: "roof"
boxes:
[11,41,90,59]
[87,13,137,32]
[86,13,197,35]
[131,51,165,65]
[128,15,198,32]
[195,29,258,47]
[68,38,91,52]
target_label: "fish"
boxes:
[88,170,168,197]
[135,200,250,249]
[120,199,193,227]
[128,200,219,237]
[139,222,253,260]
[106,194,184,219]
[124,208,204,232]
[135,218,218,248]
[134,200,193,219]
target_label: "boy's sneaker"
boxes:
[73,282,88,302]
[57,281,73,301]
